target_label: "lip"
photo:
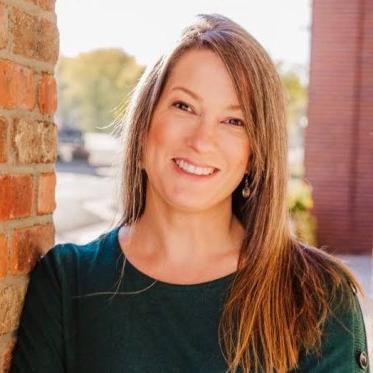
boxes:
[172,157,219,170]
[171,158,220,178]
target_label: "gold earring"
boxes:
[242,174,251,198]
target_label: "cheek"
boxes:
[221,136,250,171]
[149,115,188,150]
[146,117,171,156]
[145,116,182,166]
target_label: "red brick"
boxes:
[0,174,33,221]
[37,172,56,214]
[0,117,7,163]
[0,3,8,50]
[0,59,36,110]
[10,8,59,64]
[13,119,57,164]
[10,223,55,274]
[305,0,373,253]
[38,73,57,114]
[0,234,8,279]
[2,339,15,373]
[0,283,27,334]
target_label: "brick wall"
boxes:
[0,0,58,371]
[305,0,373,254]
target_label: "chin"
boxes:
[165,191,227,213]
[148,182,230,212]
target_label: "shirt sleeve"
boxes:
[10,244,66,373]
[294,287,370,373]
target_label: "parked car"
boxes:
[57,127,90,162]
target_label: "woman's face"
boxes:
[143,48,251,212]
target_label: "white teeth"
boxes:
[174,159,215,176]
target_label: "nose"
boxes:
[186,115,216,153]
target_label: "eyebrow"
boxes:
[171,86,242,112]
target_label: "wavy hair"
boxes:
[112,13,365,372]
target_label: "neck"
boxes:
[127,190,244,266]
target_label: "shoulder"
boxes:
[294,242,363,304]
[324,285,368,351]
[292,243,370,372]
[297,288,370,372]
[300,243,366,331]
[31,226,122,285]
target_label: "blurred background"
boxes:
[54,0,372,355]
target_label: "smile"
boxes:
[172,158,218,176]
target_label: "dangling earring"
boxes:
[242,173,251,198]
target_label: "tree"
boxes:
[56,48,144,133]
[278,63,308,147]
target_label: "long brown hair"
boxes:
[112,13,365,372]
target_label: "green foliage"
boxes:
[56,48,144,133]
[278,64,308,181]
[278,64,307,137]
[288,178,317,246]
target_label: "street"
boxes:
[54,160,122,244]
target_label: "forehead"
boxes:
[163,48,240,104]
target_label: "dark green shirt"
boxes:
[10,226,370,372]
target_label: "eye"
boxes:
[172,101,193,113]
[225,118,245,127]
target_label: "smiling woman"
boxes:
[10,13,369,373]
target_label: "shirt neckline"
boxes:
[110,224,237,290]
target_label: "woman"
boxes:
[11,13,369,373]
